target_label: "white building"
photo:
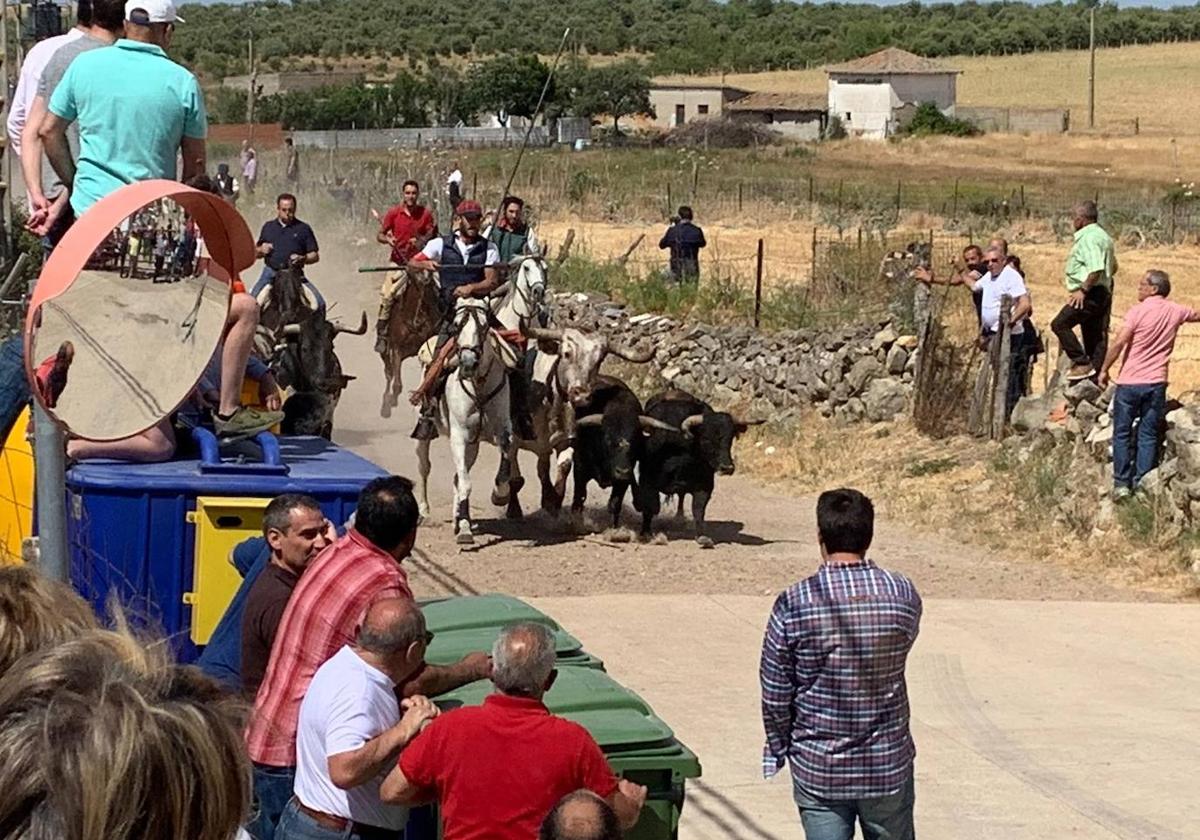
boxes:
[826,48,960,139]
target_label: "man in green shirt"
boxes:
[40,0,207,217]
[486,195,540,264]
[1051,200,1118,381]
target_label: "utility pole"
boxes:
[1087,4,1096,129]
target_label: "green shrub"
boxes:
[899,102,980,138]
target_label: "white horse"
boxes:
[415,297,515,544]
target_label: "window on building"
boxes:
[845,112,852,121]
[698,104,709,115]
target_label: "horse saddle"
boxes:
[416,330,524,372]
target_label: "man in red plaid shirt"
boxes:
[246,475,490,840]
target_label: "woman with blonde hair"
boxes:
[0,621,253,840]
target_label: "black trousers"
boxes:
[1050,284,1110,369]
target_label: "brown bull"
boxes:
[378,268,442,418]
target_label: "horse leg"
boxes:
[489,389,513,507]
[675,493,687,519]
[451,429,478,545]
[415,435,433,522]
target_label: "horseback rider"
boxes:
[374,179,438,355]
[251,193,325,310]
[485,195,540,264]
[407,199,502,440]
[484,195,542,441]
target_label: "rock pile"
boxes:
[1011,372,1200,542]
[548,291,916,422]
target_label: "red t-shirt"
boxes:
[381,203,437,265]
[399,694,619,840]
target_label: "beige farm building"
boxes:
[727,92,829,141]
[826,48,960,139]
[647,84,751,129]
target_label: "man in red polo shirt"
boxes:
[375,179,438,354]
[246,475,490,840]
[380,623,647,840]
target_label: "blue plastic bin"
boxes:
[65,434,388,661]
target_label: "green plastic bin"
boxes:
[433,667,702,840]
[419,594,605,671]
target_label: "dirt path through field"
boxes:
[317,242,1166,603]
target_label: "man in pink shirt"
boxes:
[1098,270,1200,499]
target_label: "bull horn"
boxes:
[732,416,766,427]
[681,414,705,434]
[575,414,604,427]
[605,340,654,363]
[334,312,369,335]
[523,325,564,342]
[639,415,678,433]
[282,323,302,336]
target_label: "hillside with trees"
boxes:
[176,0,1200,80]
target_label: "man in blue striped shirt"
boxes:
[760,488,922,840]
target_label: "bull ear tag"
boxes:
[26,182,254,441]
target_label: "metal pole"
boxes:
[1088,5,1096,129]
[33,405,69,581]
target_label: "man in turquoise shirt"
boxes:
[1051,199,1118,382]
[40,0,207,217]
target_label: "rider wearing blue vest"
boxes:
[407,200,502,440]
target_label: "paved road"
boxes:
[313,248,1195,840]
[531,595,1199,840]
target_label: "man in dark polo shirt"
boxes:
[241,493,334,698]
[658,205,706,282]
[381,622,647,840]
[252,192,322,306]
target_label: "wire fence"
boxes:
[222,144,1200,247]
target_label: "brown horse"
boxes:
[379,269,441,418]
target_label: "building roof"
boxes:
[726,91,827,113]
[649,82,752,95]
[825,47,960,76]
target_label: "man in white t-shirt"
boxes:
[276,598,438,840]
[974,246,1032,419]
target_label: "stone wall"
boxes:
[549,291,916,422]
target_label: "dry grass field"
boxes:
[658,41,1200,136]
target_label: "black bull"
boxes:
[636,389,762,547]
[258,268,366,438]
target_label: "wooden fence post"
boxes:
[895,179,902,222]
[472,172,478,200]
[737,182,743,213]
[952,178,960,218]
[810,227,818,284]
[991,295,1013,441]
[808,174,815,203]
[666,182,672,215]
[753,238,764,328]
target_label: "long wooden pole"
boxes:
[1087,5,1096,129]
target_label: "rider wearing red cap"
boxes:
[406,199,502,438]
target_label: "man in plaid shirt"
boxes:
[760,488,922,840]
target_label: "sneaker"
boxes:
[214,406,284,438]
[1066,364,1095,382]
[1111,486,1133,503]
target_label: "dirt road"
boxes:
[318,256,1159,604]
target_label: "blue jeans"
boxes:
[1112,382,1167,490]
[793,775,915,840]
[0,334,30,440]
[251,265,327,311]
[251,763,297,840]
[275,799,403,840]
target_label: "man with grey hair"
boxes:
[1053,199,1118,381]
[382,622,648,840]
[540,790,622,840]
[280,598,437,840]
[1099,269,1200,499]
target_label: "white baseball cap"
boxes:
[125,0,185,24]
